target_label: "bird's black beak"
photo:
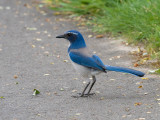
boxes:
[56,34,65,38]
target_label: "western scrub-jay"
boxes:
[56,30,145,97]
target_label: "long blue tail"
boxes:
[105,65,145,77]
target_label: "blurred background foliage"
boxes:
[44,0,160,62]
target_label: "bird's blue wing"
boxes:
[92,55,106,69]
[69,51,106,72]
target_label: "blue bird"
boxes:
[56,30,145,97]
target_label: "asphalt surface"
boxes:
[0,0,160,120]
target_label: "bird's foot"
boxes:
[72,93,95,98]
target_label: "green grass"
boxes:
[46,0,160,59]
[155,69,160,74]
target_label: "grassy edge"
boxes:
[43,0,160,68]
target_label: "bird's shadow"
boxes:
[73,92,154,101]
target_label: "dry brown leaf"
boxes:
[138,85,143,88]
[24,4,31,8]
[96,34,104,38]
[14,75,18,79]
[45,18,50,22]
[142,77,148,80]
[53,12,61,15]
[134,102,142,106]
[32,45,35,48]
[100,97,104,100]
[134,63,139,67]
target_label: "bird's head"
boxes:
[56,30,86,50]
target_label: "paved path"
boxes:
[0,0,159,120]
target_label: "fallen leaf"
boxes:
[45,18,50,22]
[40,46,44,49]
[122,115,126,118]
[24,3,31,8]
[116,56,121,58]
[75,113,82,116]
[60,88,64,91]
[53,12,61,15]
[144,92,148,95]
[26,27,37,31]
[36,31,41,34]
[148,70,157,73]
[0,96,4,99]
[33,89,40,96]
[32,45,35,48]
[35,38,42,41]
[46,92,51,95]
[136,82,143,85]
[146,111,151,114]
[134,63,139,67]
[37,113,41,116]
[138,118,145,120]
[72,90,77,92]
[125,43,129,46]
[43,74,50,76]
[44,51,49,55]
[134,102,142,106]
[156,98,160,101]
[88,35,93,38]
[96,34,104,38]
[14,75,18,79]
[100,97,104,100]
[83,81,86,84]
[142,52,148,57]
[138,85,143,88]
[63,60,68,62]
[142,78,148,80]
[93,51,96,54]
[96,91,100,94]
[38,4,43,8]
[50,62,54,65]
[40,10,47,16]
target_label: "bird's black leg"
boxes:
[72,82,90,98]
[72,76,96,98]
[85,75,96,96]
[80,82,90,97]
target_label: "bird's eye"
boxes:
[67,33,72,37]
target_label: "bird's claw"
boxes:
[72,93,96,98]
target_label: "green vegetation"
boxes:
[155,69,160,74]
[46,0,160,59]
